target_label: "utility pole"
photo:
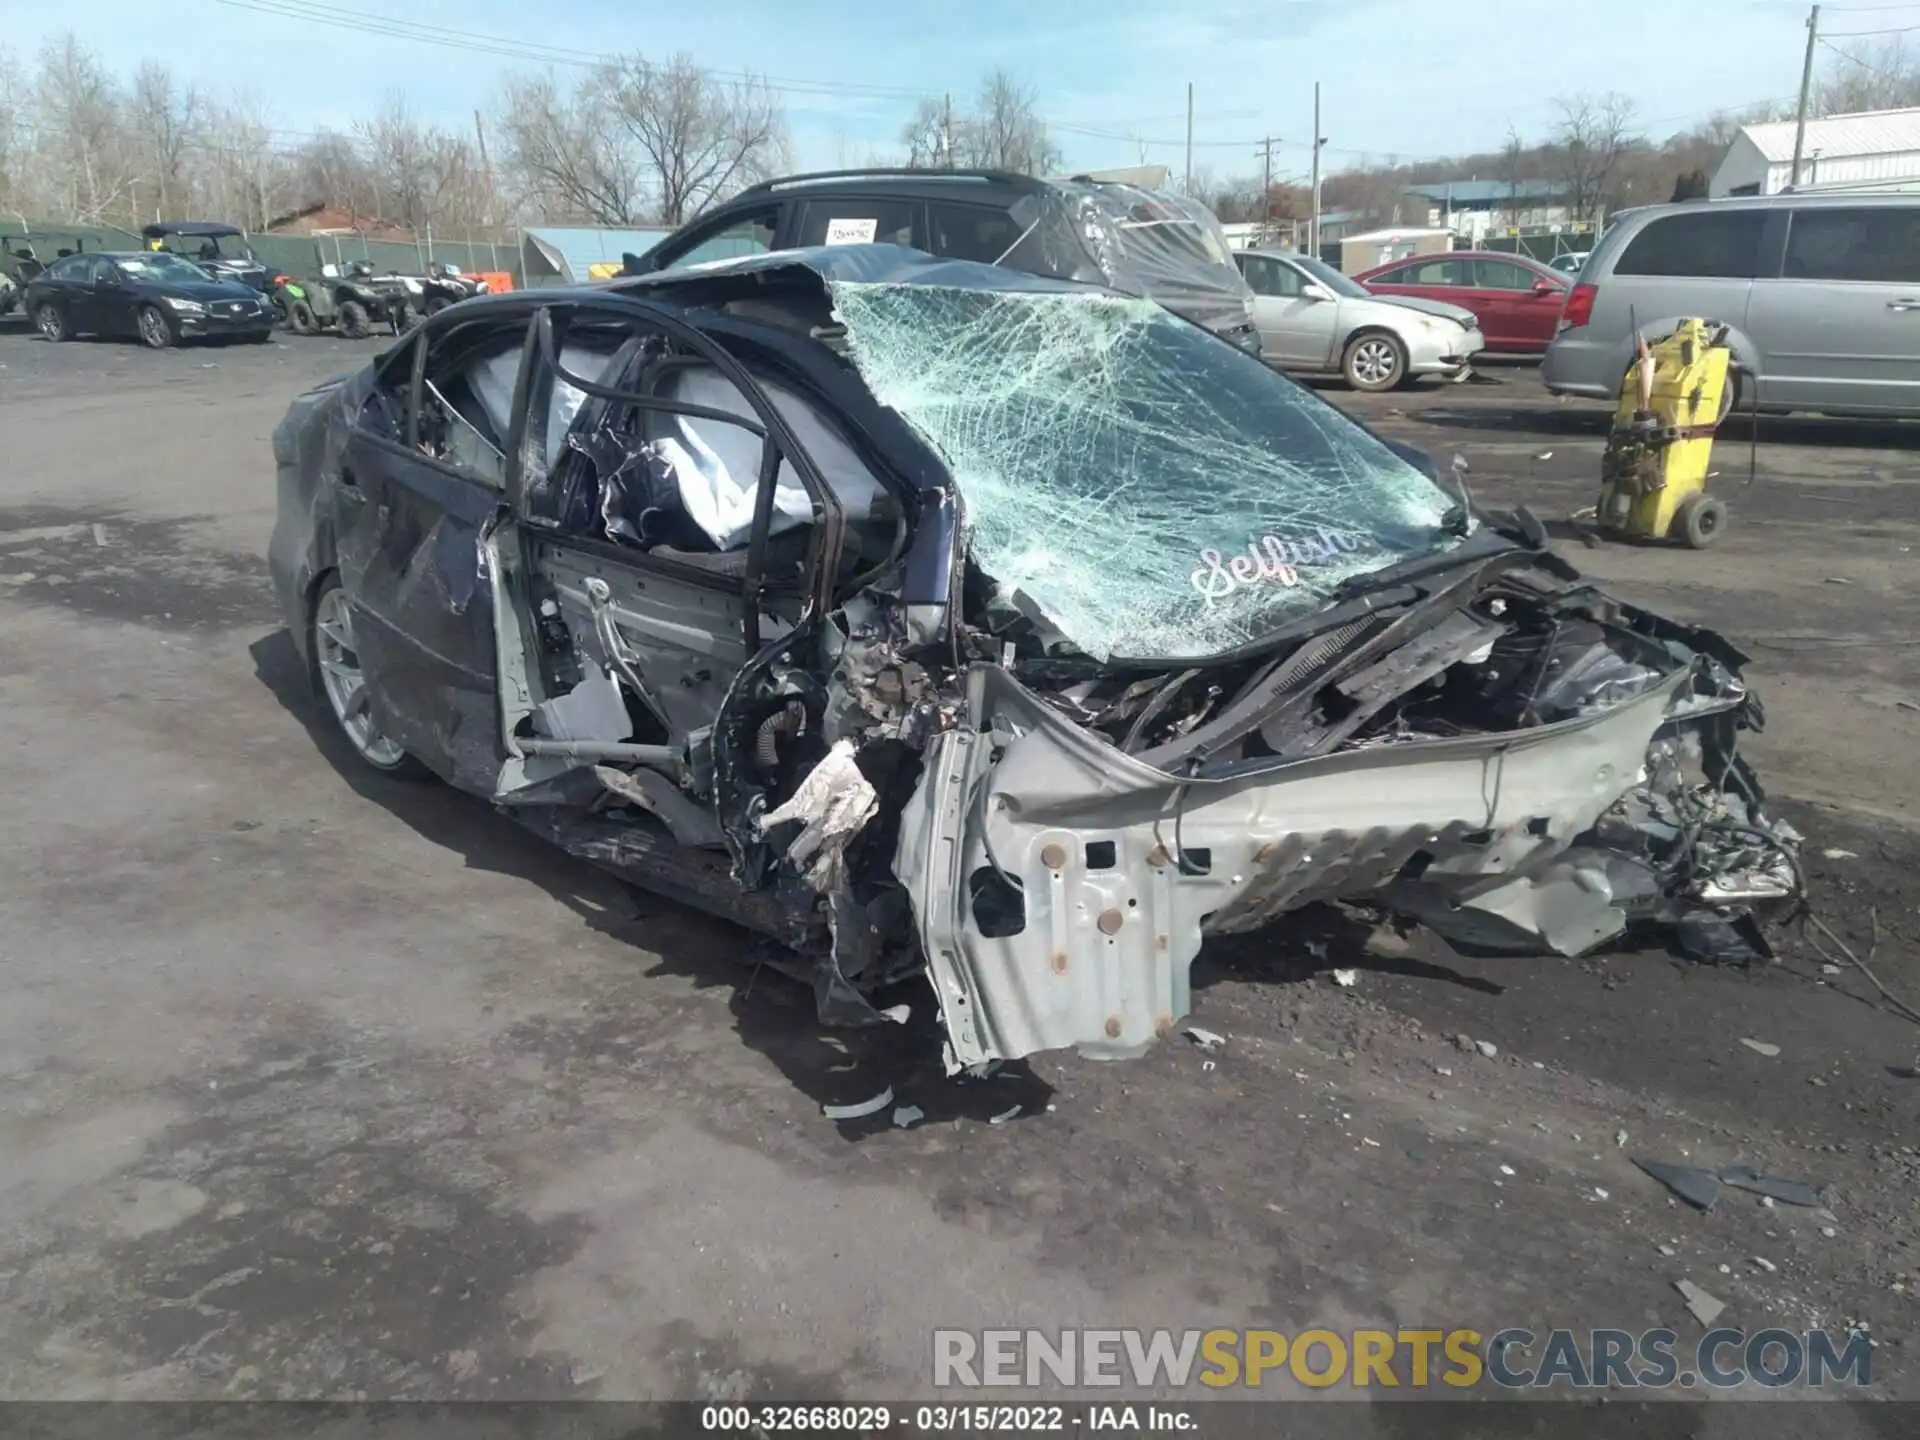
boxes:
[1184,82,1194,195]
[474,109,502,269]
[1310,81,1324,260]
[1791,5,1820,189]
[1255,136,1279,242]
[942,92,954,169]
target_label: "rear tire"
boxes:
[137,305,175,349]
[289,300,318,335]
[1675,493,1726,550]
[338,299,371,340]
[308,573,430,779]
[1343,331,1407,392]
[35,303,69,342]
[1716,368,1741,426]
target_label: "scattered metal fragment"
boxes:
[1185,1026,1226,1053]
[988,1104,1021,1125]
[1740,1038,1781,1058]
[1675,1279,1726,1328]
[1331,968,1359,988]
[1721,1166,1821,1207]
[1499,1164,1516,1177]
[892,1104,925,1129]
[1635,1158,1723,1211]
[1594,1187,1610,1200]
[1753,1257,1778,1273]
[822,1086,895,1121]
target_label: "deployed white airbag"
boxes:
[654,369,886,551]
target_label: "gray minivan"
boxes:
[1542,193,1920,418]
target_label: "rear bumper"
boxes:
[1542,332,1615,397]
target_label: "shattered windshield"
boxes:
[828,282,1461,661]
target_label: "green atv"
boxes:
[276,231,416,338]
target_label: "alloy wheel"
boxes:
[138,307,172,349]
[1351,337,1400,388]
[36,304,66,341]
[313,584,409,769]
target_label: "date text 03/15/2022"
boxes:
[698,1404,1197,1432]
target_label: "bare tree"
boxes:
[128,60,198,221]
[1817,37,1920,114]
[956,70,1058,175]
[900,96,950,168]
[197,95,285,230]
[495,70,648,224]
[603,54,786,224]
[0,46,25,213]
[1548,91,1638,223]
[290,129,375,220]
[33,33,133,222]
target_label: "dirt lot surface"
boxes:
[1,324,1916,1422]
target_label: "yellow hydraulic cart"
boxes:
[1596,318,1733,549]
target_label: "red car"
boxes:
[1354,250,1570,354]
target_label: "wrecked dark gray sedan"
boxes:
[269,245,1800,1072]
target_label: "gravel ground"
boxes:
[0,321,1914,1418]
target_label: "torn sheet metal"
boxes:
[896,661,1690,1072]
[1008,181,1258,339]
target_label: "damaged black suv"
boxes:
[270,245,1801,1072]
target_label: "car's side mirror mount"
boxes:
[1301,282,1333,302]
[1533,279,1560,295]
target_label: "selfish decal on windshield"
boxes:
[1191,526,1368,606]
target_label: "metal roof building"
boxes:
[1710,107,1920,197]
[521,225,676,286]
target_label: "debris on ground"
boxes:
[1675,1279,1726,1327]
[1331,968,1359,988]
[1635,1158,1722,1211]
[1822,848,1858,860]
[892,1104,925,1129]
[822,1086,895,1121]
[989,1104,1022,1125]
[1740,1038,1782,1058]
[1475,1040,1499,1059]
[1720,1165,1822,1208]
[1185,1027,1226,1053]
[1615,1129,1629,1149]
[1753,1257,1778,1273]
[1499,1164,1516,1177]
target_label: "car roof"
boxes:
[1356,248,1560,275]
[732,167,1051,205]
[140,222,244,237]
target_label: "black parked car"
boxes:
[622,167,1264,353]
[26,250,276,348]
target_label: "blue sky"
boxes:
[15,0,1841,183]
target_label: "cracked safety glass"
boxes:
[828,282,1462,661]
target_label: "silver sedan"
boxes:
[1234,249,1485,391]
